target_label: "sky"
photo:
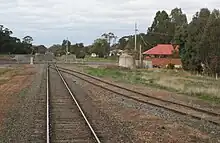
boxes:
[1,0,219,47]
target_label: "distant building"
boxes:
[91,53,98,57]
[32,45,47,54]
[109,49,123,56]
[143,44,182,68]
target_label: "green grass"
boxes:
[84,66,220,104]
[84,56,118,62]
[85,67,178,91]
[86,67,124,78]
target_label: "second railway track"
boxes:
[56,65,220,126]
[47,64,101,143]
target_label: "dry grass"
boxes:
[0,65,34,85]
[141,69,220,101]
[84,66,220,103]
[0,68,13,84]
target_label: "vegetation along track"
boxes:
[56,66,220,126]
[47,64,101,143]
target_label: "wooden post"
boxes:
[216,73,218,80]
[139,44,142,68]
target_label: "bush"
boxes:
[76,51,86,59]
[167,63,175,69]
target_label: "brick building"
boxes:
[143,44,182,68]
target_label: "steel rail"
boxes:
[54,65,101,143]
[46,64,50,143]
[56,66,220,126]
[57,66,220,117]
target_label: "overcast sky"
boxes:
[1,0,219,47]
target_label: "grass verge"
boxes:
[84,56,118,62]
[84,66,220,104]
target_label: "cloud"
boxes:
[0,0,219,46]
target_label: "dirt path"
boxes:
[0,65,35,126]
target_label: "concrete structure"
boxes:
[58,54,76,62]
[13,55,32,62]
[30,57,34,64]
[119,52,135,69]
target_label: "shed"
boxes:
[118,52,135,69]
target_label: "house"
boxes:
[91,53,98,57]
[143,44,182,68]
[32,45,47,54]
[109,49,123,56]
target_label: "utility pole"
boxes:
[139,44,142,68]
[66,37,68,63]
[66,37,69,54]
[135,22,138,51]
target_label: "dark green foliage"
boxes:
[147,10,175,44]
[0,25,33,54]
[101,32,117,55]
[173,8,220,74]
[117,8,187,53]
[90,38,108,57]
[75,50,86,59]
[53,40,86,58]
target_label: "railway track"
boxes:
[56,65,220,126]
[47,64,101,143]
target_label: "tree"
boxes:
[170,8,188,26]
[90,38,108,57]
[198,9,220,74]
[101,32,117,55]
[147,10,174,45]
[3,28,13,36]
[69,43,86,58]
[62,39,71,53]
[118,36,129,50]
[0,25,32,54]
[183,8,211,72]
[23,36,33,44]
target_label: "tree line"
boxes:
[0,25,34,54]
[51,32,117,58]
[50,7,220,75]
[117,8,220,75]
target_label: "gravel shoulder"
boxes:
[0,64,46,142]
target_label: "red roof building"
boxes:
[143,44,179,56]
[143,44,182,68]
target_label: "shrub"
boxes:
[167,63,175,69]
[76,51,86,59]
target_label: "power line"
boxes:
[147,31,174,37]
[135,28,154,47]
[140,34,154,47]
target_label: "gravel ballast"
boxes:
[58,68,138,142]
[61,68,220,143]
